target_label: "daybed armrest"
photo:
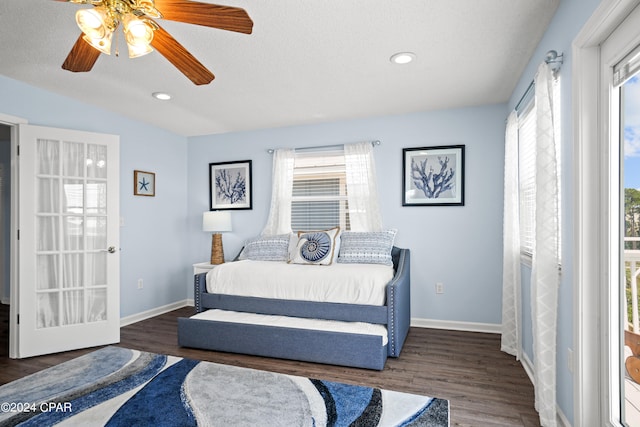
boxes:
[194,272,207,313]
[387,247,411,357]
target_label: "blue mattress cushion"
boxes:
[337,230,397,266]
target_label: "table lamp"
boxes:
[203,211,232,264]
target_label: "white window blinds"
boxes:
[517,78,561,258]
[518,102,536,257]
[614,42,640,87]
[291,148,350,231]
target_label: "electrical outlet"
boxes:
[137,279,143,289]
[567,348,574,373]
[435,282,444,294]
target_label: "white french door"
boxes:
[14,124,120,358]
[601,3,640,425]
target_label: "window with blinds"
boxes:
[518,102,536,257]
[517,78,561,259]
[291,148,350,231]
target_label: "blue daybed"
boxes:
[178,247,411,370]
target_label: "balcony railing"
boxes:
[626,237,640,332]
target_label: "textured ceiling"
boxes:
[0,1,559,136]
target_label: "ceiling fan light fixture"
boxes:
[123,14,156,58]
[123,15,154,44]
[75,7,110,39]
[127,42,154,58]
[82,31,113,55]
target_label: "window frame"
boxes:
[290,148,350,232]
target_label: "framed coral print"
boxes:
[402,145,465,206]
[209,160,253,210]
[133,170,155,196]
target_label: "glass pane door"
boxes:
[35,139,109,329]
[622,73,640,426]
[17,124,119,358]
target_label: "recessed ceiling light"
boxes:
[390,52,416,65]
[152,92,172,101]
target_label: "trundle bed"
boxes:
[178,238,410,370]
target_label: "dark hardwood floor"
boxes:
[0,304,540,426]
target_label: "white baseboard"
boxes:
[1,297,9,305]
[557,406,571,427]
[411,317,501,334]
[521,352,535,384]
[120,300,191,327]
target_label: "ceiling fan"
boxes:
[55,0,253,85]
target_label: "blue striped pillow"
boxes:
[241,234,290,261]
[337,230,397,266]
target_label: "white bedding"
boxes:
[192,309,388,345]
[206,260,394,306]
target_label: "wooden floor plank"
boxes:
[0,304,540,426]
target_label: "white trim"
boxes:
[0,298,9,305]
[573,1,640,425]
[6,117,24,359]
[521,351,535,384]
[557,406,572,427]
[0,113,27,126]
[120,300,191,327]
[411,317,501,334]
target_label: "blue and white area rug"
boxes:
[0,346,449,426]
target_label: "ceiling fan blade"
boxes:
[62,34,101,72]
[151,26,215,85]
[154,0,253,34]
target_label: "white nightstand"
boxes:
[193,262,217,275]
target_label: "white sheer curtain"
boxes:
[501,111,522,359]
[261,148,295,235]
[344,142,383,232]
[501,62,560,427]
[36,140,60,328]
[531,61,560,427]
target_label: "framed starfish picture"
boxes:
[402,145,465,206]
[134,170,156,197]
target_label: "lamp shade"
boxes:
[123,14,155,58]
[203,211,232,232]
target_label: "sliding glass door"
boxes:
[622,67,640,427]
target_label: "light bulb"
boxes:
[75,7,109,39]
[123,14,155,58]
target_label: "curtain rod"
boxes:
[512,50,564,115]
[267,140,381,154]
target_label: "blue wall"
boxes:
[0,0,610,418]
[187,104,507,324]
[505,0,602,423]
[1,73,507,326]
[0,75,190,318]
